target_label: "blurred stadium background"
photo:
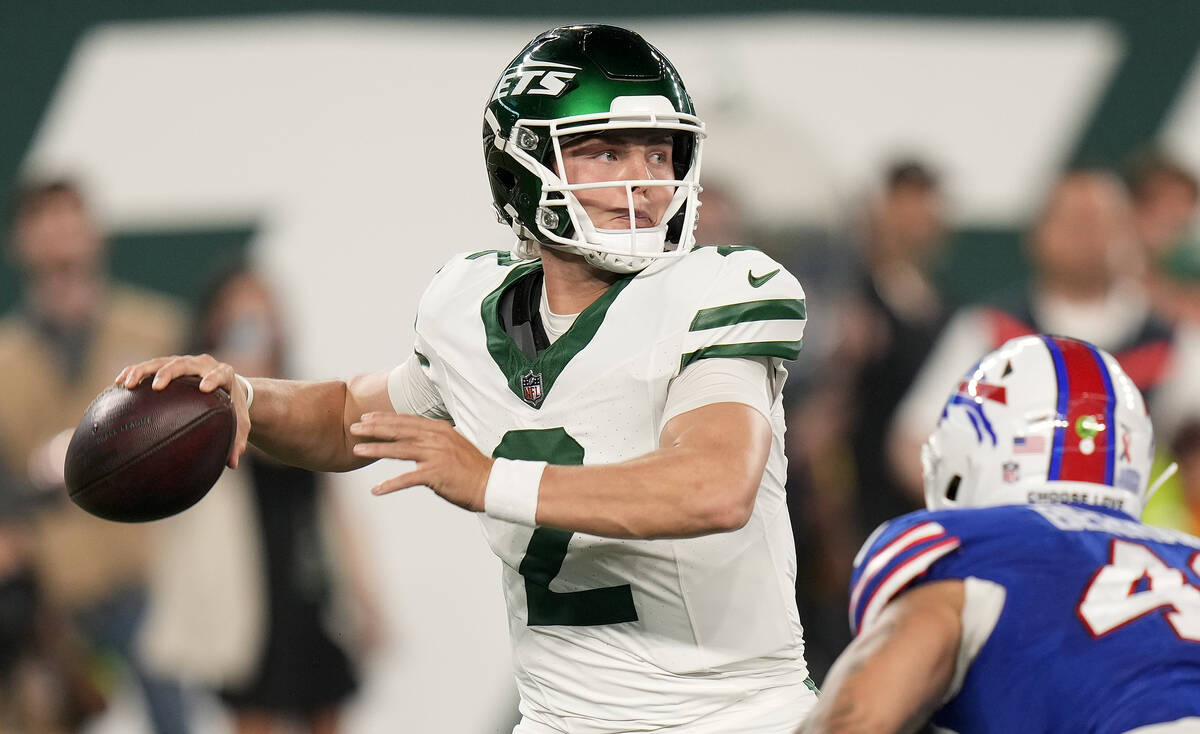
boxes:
[3,2,1199,733]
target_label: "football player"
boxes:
[118,25,816,733]
[797,335,1200,734]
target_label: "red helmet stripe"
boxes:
[1043,336,1114,484]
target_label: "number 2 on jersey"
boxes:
[1077,539,1200,641]
[493,428,639,627]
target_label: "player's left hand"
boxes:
[350,413,493,512]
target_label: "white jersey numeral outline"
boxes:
[1077,539,1200,641]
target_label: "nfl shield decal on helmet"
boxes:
[1003,461,1020,483]
[521,370,544,406]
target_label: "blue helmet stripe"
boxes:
[1040,335,1070,480]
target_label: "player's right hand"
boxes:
[114,354,251,469]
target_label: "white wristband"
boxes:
[484,458,546,527]
[235,374,254,409]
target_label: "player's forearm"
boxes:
[797,582,962,734]
[531,403,770,539]
[796,678,937,734]
[535,444,761,539]
[247,377,367,472]
[796,630,946,734]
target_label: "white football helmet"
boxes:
[922,335,1154,519]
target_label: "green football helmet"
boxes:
[483,25,706,273]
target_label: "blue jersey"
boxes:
[850,502,1200,734]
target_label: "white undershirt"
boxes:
[388,286,778,425]
[538,287,577,343]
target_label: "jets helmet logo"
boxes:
[492,61,580,101]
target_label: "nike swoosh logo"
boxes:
[748,268,780,288]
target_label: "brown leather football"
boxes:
[64,376,235,522]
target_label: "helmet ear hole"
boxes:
[492,168,517,194]
[945,475,962,502]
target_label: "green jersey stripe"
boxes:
[689,298,806,332]
[680,340,803,370]
[714,244,760,256]
[466,249,524,266]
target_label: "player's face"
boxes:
[558,132,676,231]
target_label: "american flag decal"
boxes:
[1014,435,1046,454]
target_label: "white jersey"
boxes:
[412,245,813,732]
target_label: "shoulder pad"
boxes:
[849,511,963,634]
[435,249,531,282]
[421,249,532,305]
[460,249,529,268]
[677,246,806,372]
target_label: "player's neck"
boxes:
[539,246,623,315]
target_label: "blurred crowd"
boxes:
[777,150,1200,680]
[2,145,1199,728]
[0,182,378,733]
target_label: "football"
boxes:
[64,375,235,522]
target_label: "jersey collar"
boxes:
[481,261,634,409]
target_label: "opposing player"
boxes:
[118,25,816,733]
[798,335,1200,734]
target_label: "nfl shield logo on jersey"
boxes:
[521,370,544,406]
